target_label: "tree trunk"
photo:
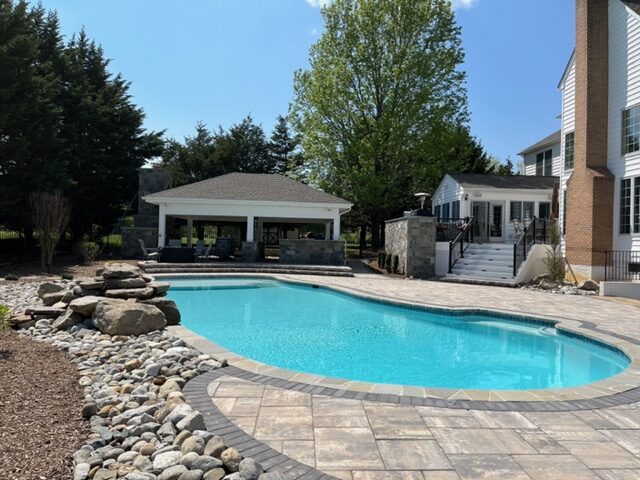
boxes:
[371,209,383,250]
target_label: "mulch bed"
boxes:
[0,330,87,479]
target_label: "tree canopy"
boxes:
[0,0,162,239]
[160,115,303,186]
[291,0,495,247]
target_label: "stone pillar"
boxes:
[565,0,614,281]
[384,216,436,279]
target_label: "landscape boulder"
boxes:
[105,287,155,300]
[52,309,84,330]
[578,279,599,292]
[105,277,147,289]
[102,263,141,280]
[141,298,181,325]
[37,282,65,298]
[92,299,166,336]
[69,296,102,316]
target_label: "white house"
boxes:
[431,174,557,244]
[521,0,640,284]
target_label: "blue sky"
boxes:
[42,0,575,164]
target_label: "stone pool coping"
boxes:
[159,272,640,407]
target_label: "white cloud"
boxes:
[451,0,477,10]
[305,0,332,7]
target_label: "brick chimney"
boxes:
[565,0,615,281]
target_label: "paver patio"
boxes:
[175,273,640,479]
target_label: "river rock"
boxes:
[220,448,242,473]
[238,458,263,480]
[176,412,205,432]
[177,470,203,480]
[141,297,181,325]
[180,435,205,455]
[202,470,225,480]
[92,299,166,336]
[153,451,183,470]
[204,437,226,458]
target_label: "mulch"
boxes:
[0,330,88,479]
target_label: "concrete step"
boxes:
[442,275,517,287]
[140,262,354,277]
[451,266,514,277]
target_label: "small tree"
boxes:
[30,191,71,272]
[543,221,565,282]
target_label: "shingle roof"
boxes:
[145,173,351,205]
[518,130,562,156]
[448,173,558,190]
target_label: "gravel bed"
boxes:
[0,330,88,479]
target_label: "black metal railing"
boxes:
[605,250,640,281]
[512,217,556,277]
[448,217,474,273]
[437,217,470,242]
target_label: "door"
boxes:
[538,202,551,219]
[472,202,489,243]
[489,202,504,242]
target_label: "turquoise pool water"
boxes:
[166,277,629,390]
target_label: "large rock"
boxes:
[92,299,166,336]
[69,296,102,316]
[141,298,181,325]
[24,306,65,318]
[105,277,147,289]
[52,309,84,330]
[578,279,599,292]
[105,287,155,300]
[149,282,170,295]
[42,291,66,306]
[102,263,141,279]
[77,278,105,290]
[37,282,65,298]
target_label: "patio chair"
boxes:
[213,238,234,259]
[138,239,159,261]
[196,242,214,262]
[194,239,205,256]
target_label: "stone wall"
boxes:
[121,227,159,258]
[279,240,345,266]
[138,167,173,216]
[384,216,436,278]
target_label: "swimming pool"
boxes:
[166,277,629,390]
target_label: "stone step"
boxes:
[442,274,517,287]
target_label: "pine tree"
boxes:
[268,115,302,175]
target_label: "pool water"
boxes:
[166,277,629,390]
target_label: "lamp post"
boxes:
[414,192,431,212]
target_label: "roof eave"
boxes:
[142,196,353,209]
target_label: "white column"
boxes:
[325,221,331,240]
[187,218,193,247]
[246,215,255,242]
[332,214,341,241]
[158,206,166,248]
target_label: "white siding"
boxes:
[522,143,562,177]
[431,174,464,213]
[558,56,576,248]
[609,0,640,252]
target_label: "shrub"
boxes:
[543,222,565,282]
[0,304,11,330]
[78,241,100,264]
[61,273,73,281]
[392,255,399,273]
[378,251,387,269]
[4,273,19,281]
[385,253,393,272]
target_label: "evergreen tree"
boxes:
[268,115,302,175]
[161,122,220,185]
[215,115,272,173]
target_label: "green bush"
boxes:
[392,255,399,273]
[78,241,100,264]
[4,273,19,281]
[385,253,393,272]
[0,304,11,330]
[61,273,73,281]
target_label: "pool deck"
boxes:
[167,273,640,480]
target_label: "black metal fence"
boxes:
[605,250,640,281]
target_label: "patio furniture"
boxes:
[138,239,159,261]
[194,239,205,257]
[213,238,234,259]
[196,242,214,261]
[160,246,194,263]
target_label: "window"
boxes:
[452,200,460,219]
[621,178,631,234]
[539,202,551,219]
[563,190,567,234]
[536,149,553,176]
[510,201,535,222]
[623,106,640,154]
[565,132,575,170]
[434,205,441,219]
[635,178,640,233]
[442,203,450,219]
[510,201,522,222]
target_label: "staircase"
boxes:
[444,243,517,286]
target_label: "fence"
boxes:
[605,250,640,281]
[436,218,470,242]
